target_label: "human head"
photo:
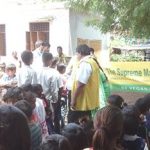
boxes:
[76,44,90,60]
[21,50,33,65]
[40,134,72,150]
[23,91,36,109]
[0,104,31,150]
[35,40,43,49]
[107,94,125,109]
[122,105,140,135]
[32,84,43,98]
[93,105,123,150]
[42,41,51,52]
[5,64,16,77]
[135,95,150,115]
[42,52,53,67]
[14,100,33,120]
[2,87,23,104]
[57,46,63,56]
[57,64,66,74]
[62,123,87,150]
[20,83,33,92]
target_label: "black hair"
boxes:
[42,52,53,64]
[108,94,124,109]
[42,41,50,48]
[80,119,94,147]
[57,64,66,74]
[40,134,72,150]
[21,50,33,65]
[0,105,31,150]
[89,47,94,54]
[135,96,150,114]
[23,91,36,109]
[122,105,140,120]
[76,44,90,56]
[122,106,140,135]
[57,46,62,50]
[20,83,32,92]
[32,84,43,93]
[14,100,33,119]
[32,84,43,97]
[2,87,23,104]
[61,123,87,150]
[123,115,139,135]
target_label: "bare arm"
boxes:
[71,81,85,109]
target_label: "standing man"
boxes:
[32,41,50,72]
[56,46,67,64]
[69,44,100,123]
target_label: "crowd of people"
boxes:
[0,41,150,150]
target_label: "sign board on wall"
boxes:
[105,62,150,93]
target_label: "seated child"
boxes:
[0,64,17,97]
[122,105,146,150]
[107,94,125,109]
[2,87,23,104]
[21,86,49,140]
[0,63,17,87]
[40,134,72,150]
[32,83,54,134]
[62,123,88,150]
[0,104,31,150]
[14,100,42,150]
[135,97,150,141]
[93,105,123,150]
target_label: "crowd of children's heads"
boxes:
[1,82,150,150]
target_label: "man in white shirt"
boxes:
[32,41,51,73]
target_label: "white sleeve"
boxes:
[76,62,92,84]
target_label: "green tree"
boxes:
[52,0,150,38]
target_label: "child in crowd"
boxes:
[40,134,72,150]
[62,123,88,150]
[0,104,31,150]
[107,94,126,109]
[38,52,63,134]
[57,63,67,98]
[122,105,146,150]
[0,63,17,87]
[2,87,23,104]
[14,100,42,150]
[135,97,150,141]
[32,83,54,134]
[79,117,94,148]
[17,50,37,87]
[21,83,49,140]
[93,105,123,150]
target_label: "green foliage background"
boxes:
[50,0,150,38]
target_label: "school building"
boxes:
[0,1,110,63]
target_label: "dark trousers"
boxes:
[52,101,61,134]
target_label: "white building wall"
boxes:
[69,10,109,62]
[0,2,109,62]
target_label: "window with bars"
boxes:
[0,24,6,56]
[30,22,49,32]
[26,22,49,51]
